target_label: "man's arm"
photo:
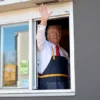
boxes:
[36,25,46,51]
[36,4,52,51]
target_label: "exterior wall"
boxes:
[0,0,20,5]
[0,0,100,99]
[0,2,71,25]
[0,0,29,6]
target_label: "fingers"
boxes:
[39,4,53,18]
[42,4,45,11]
[39,4,47,12]
[39,4,43,12]
[44,4,47,11]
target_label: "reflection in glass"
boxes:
[2,23,29,88]
[3,51,17,86]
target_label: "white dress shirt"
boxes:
[36,25,69,74]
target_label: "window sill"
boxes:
[0,89,75,97]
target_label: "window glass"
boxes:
[1,23,29,88]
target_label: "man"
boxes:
[37,4,70,89]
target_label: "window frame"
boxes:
[0,2,75,97]
[0,22,30,88]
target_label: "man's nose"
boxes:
[54,32,57,35]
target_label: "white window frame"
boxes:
[0,22,30,88]
[0,1,75,97]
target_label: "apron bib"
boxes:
[38,48,70,89]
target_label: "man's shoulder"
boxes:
[37,40,51,52]
[60,47,69,58]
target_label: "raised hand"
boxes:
[39,4,53,25]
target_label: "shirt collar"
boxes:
[49,41,60,48]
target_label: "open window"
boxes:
[36,17,71,89]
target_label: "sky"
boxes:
[3,24,29,53]
[2,24,29,64]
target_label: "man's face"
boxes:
[47,26,61,45]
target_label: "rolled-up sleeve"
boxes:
[36,25,46,51]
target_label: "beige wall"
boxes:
[0,1,72,25]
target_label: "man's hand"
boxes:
[39,4,53,25]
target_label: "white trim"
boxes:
[69,1,75,92]
[17,30,20,87]
[29,19,37,90]
[29,19,33,90]
[0,89,74,93]
[0,88,75,97]
[0,26,4,87]
[0,26,2,86]
[0,92,75,97]
[33,13,70,21]
[32,21,37,89]
[0,14,70,26]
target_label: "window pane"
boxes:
[1,23,29,88]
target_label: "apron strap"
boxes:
[38,74,68,78]
[52,47,55,60]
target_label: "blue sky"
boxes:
[3,24,29,53]
[3,24,29,64]
[3,24,29,54]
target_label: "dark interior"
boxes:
[37,17,70,56]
